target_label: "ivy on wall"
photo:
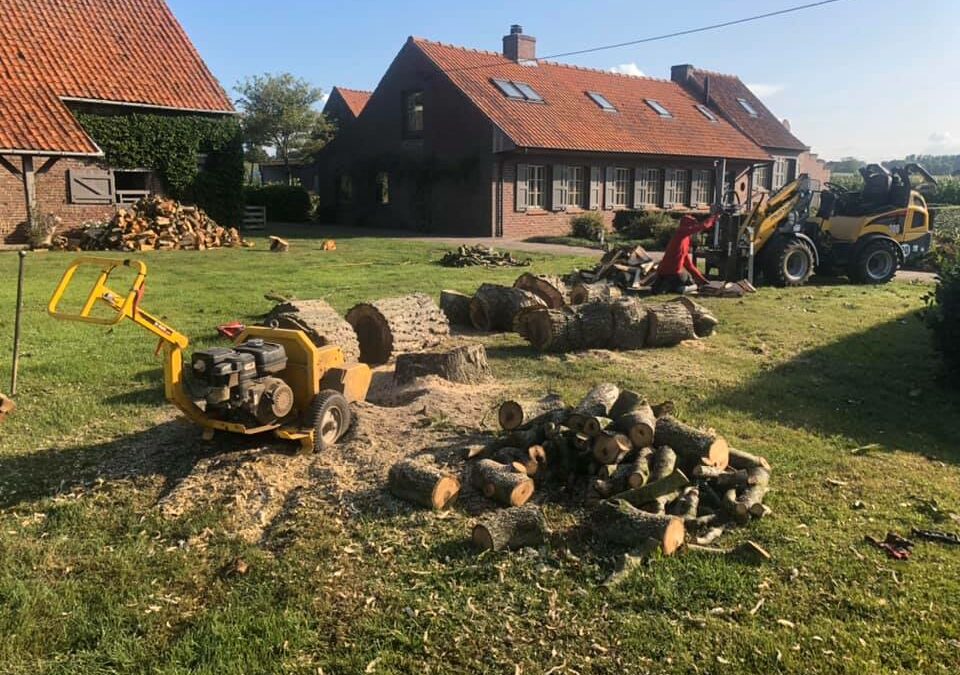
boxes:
[75,112,244,225]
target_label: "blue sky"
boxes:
[169,0,959,162]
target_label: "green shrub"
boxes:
[652,219,680,248]
[935,177,960,205]
[613,209,677,239]
[923,250,960,383]
[244,184,312,222]
[570,212,607,241]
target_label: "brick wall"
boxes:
[1,155,116,244]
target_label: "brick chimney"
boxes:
[670,64,695,84]
[503,25,536,62]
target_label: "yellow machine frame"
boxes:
[48,257,371,450]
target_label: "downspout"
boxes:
[495,157,504,237]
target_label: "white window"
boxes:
[645,99,672,118]
[673,169,689,206]
[772,157,793,190]
[587,91,616,112]
[492,79,543,102]
[737,97,759,117]
[692,169,712,205]
[638,167,662,207]
[568,166,584,207]
[613,168,630,207]
[696,104,718,122]
[753,165,770,191]
[528,165,545,209]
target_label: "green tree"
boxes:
[235,73,330,184]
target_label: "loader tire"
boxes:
[765,238,814,287]
[851,239,899,284]
[307,390,351,452]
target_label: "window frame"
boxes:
[567,166,585,208]
[513,81,544,102]
[527,164,546,209]
[695,104,718,122]
[403,90,424,137]
[492,79,524,99]
[639,167,663,207]
[613,167,631,208]
[376,172,389,205]
[587,91,617,112]
[692,169,713,206]
[737,97,759,117]
[645,99,673,118]
[753,164,770,191]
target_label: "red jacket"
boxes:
[658,214,717,285]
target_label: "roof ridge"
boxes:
[691,66,741,80]
[334,86,373,95]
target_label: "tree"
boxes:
[243,143,269,185]
[235,73,330,184]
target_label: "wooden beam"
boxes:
[36,156,59,175]
[0,156,21,178]
[22,155,36,227]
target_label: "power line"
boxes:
[434,0,849,76]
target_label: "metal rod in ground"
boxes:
[11,250,26,396]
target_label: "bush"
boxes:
[923,251,960,383]
[570,212,607,241]
[612,209,677,240]
[244,184,312,222]
[652,219,680,248]
[935,177,960,205]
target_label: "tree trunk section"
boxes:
[611,469,690,510]
[387,456,461,510]
[513,273,568,309]
[593,499,685,555]
[609,298,649,350]
[592,432,630,465]
[469,283,545,332]
[570,281,622,305]
[471,459,535,507]
[613,402,656,448]
[520,303,614,352]
[654,415,730,471]
[346,293,450,364]
[649,445,677,482]
[497,393,566,431]
[394,343,490,385]
[671,297,719,337]
[492,446,547,478]
[472,504,548,551]
[728,447,772,471]
[264,298,361,363]
[645,303,697,348]
[668,486,700,520]
[439,290,473,327]
[733,468,771,521]
[573,383,620,419]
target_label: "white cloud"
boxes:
[926,131,960,154]
[929,131,957,146]
[746,83,785,99]
[610,63,645,77]
[320,91,330,104]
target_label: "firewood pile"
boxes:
[439,245,531,268]
[386,383,773,559]
[573,245,656,290]
[72,196,247,252]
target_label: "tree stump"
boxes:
[671,297,719,338]
[593,499,685,555]
[394,343,490,385]
[472,504,548,551]
[497,393,566,431]
[387,456,461,510]
[513,273,568,309]
[346,293,450,364]
[645,303,697,347]
[570,281,622,305]
[654,416,730,471]
[471,459,535,507]
[439,290,473,327]
[609,298,649,350]
[263,298,361,363]
[469,283,545,332]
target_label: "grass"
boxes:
[2,228,960,674]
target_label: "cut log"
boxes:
[387,456,461,510]
[570,281,622,305]
[472,504,549,551]
[645,303,697,348]
[497,393,566,431]
[728,447,772,472]
[439,290,473,327]
[263,298,361,363]
[471,459,535,507]
[513,273,568,309]
[627,457,651,489]
[492,446,547,477]
[469,283,545,332]
[712,469,755,491]
[0,393,14,424]
[593,499,685,555]
[573,383,620,419]
[519,303,614,352]
[612,469,690,510]
[592,432,631,465]
[668,487,700,520]
[269,235,289,252]
[346,293,450,365]
[649,445,677,482]
[671,297,719,338]
[583,416,612,438]
[613,401,656,448]
[609,299,649,350]
[609,390,644,419]
[734,468,771,521]
[654,415,729,471]
[394,343,490,385]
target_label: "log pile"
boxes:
[572,245,656,289]
[439,245,531,268]
[0,393,14,424]
[263,298,361,363]
[73,196,247,252]
[346,293,450,365]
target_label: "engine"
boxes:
[188,339,295,425]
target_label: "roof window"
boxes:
[737,98,759,117]
[645,99,672,118]
[513,82,543,102]
[492,78,543,102]
[696,104,718,122]
[586,91,617,112]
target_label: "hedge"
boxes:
[244,184,312,223]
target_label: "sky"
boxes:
[168,0,960,162]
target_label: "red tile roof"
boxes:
[684,67,807,152]
[0,0,234,155]
[412,39,768,162]
[332,87,372,118]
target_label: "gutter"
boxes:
[60,96,238,116]
[0,147,103,158]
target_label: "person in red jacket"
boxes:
[652,212,718,294]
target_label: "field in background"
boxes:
[1,233,959,674]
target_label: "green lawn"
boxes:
[1,231,959,674]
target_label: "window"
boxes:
[492,79,524,99]
[645,99,672,118]
[638,167,662,207]
[113,170,150,204]
[528,165,546,209]
[737,97,759,117]
[404,91,424,135]
[376,172,389,204]
[587,91,616,112]
[673,169,689,206]
[695,104,718,122]
[772,156,796,190]
[613,168,630,207]
[692,169,713,205]
[492,79,543,102]
[753,165,770,191]
[513,82,543,102]
[567,166,584,207]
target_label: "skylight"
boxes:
[491,79,544,102]
[696,104,718,122]
[737,97,759,117]
[645,99,672,118]
[587,91,616,112]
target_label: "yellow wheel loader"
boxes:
[704,163,936,286]
[48,257,372,451]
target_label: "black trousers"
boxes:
[651,270,694,295]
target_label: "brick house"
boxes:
[0,0,235,246]
[313,26,824,238]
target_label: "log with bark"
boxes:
[728,447,772,471]
[471,459,535,507]
[609,298,650,350]
[439,290,473,327]
[492,446,547,478]
[653,416,730,471]
[497,393,566,431]
[263,298,361,363]
[593,499,685,555]
[645,302,697,347]
[472,504,548,551]
[346,293,450,364]
[513,273,568,309]
[611,468,690,510]
[570,281,623,305]
[394,343,491,385]
[592,432,631,465]
[269,235,290,252]
[469,284,545,332]
[612,400,657,449]
[572,383,620,419]
[387,456,461,510]
[517,302,615,353]
[671,297,719,338]
[732,468,771,522]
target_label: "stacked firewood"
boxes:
[75,196,247,252]
[387,384,773,557]
[573,245,657,290]
[439,245,531,268]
